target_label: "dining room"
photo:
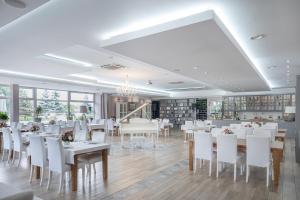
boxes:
[0,0,300,200]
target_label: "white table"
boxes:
[34,142,110,192]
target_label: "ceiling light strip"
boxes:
[44,53,94,67]
[0,69,170,96]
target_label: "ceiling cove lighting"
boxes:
[0,69,171,96]
[69,74,172,96]
[44,53,94,67]
[101,5,273,89]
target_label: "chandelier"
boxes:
[116,75,136,96]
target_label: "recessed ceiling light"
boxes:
[286,65,290,69]
[250,34,266,40]
[204,71,208,75]
[4,0,26,9]
[286,59,290,64]
[193,66,199,70]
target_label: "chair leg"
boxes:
[199,159,202,168]
[234,163,237,182]
[40,167,44,186]
[88,164,91,183]
[47,170,52,190]
[81,168,85,186]
[246,165,249,183]
[11,151,16,165]
[1,149,5,161]
[7,150,11,164]
[29,165,34,183]
[209,160,212,177]
[17,152,22,167]
[266,166,269,187]
[240,164,243,175]
[194,159,197,174]
[93,163,96,174]
[59,174,64,193]
[216,161,219,178]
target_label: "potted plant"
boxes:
[34,106,43,122]
[0,112,9,128]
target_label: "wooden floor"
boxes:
[0,134,299,200]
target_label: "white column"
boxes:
[10,84,19,123]
[94,92,102,120]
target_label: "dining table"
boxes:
[188,135,284,192]
[32,141,110,191]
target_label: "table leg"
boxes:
[272,149,283,191]
[102,149,108,180]
[71,155,78,191]
[35,166,40,179]
[189,140,194,171]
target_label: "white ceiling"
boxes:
[0,0,299,97]
[105,14,269,92]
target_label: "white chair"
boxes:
[78,132,105,182]
[46,138,85,192]
[204,120,212,126]
[211,128,223,137]
[74,121,87,141]
[184,121,194,142]
[241,122,251,127]
[246,135,272,186]
[230,124,242,129]
[106,119,114,136]
[37,123,45,132]
[1,128,13,163]
[67,120,74,127]
[17,123,24,130]
[216,134,242,182]
[253,128,274,141]
[29,136,47,186]
[194,131,214,176]
[160,119,170,137]
[194,120,205,128]
[12,129,28,167]
[46,124,61,135]
[10,122,17,129]
[233,128,247,139]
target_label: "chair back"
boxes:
[246,135,270,167]
[106,119,114,131]
[211,128,223,137]
[230,124,242,129]
[17,122,24,130]
[10,122,17,129]
[67,120,74,127]
[2,127,12,150]
[185,121,194,130]
[47,138,65,173]
[195,120,205,128]
[52,125,61,135]
[233,128,247,139]
[241,122,251,127]
[217,134,237,163]
[12,128,22,152]
[204,120,212,125]
[194,131,213,160]
[37,123,45,132]
[253,128,274,141]
[92,131,106,143]
[29,136,46,167]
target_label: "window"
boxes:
[19,87,34,123]
[37,89,68,122]
[70,92,94,120]
[18,87,95,123]
[0,85,10,120]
